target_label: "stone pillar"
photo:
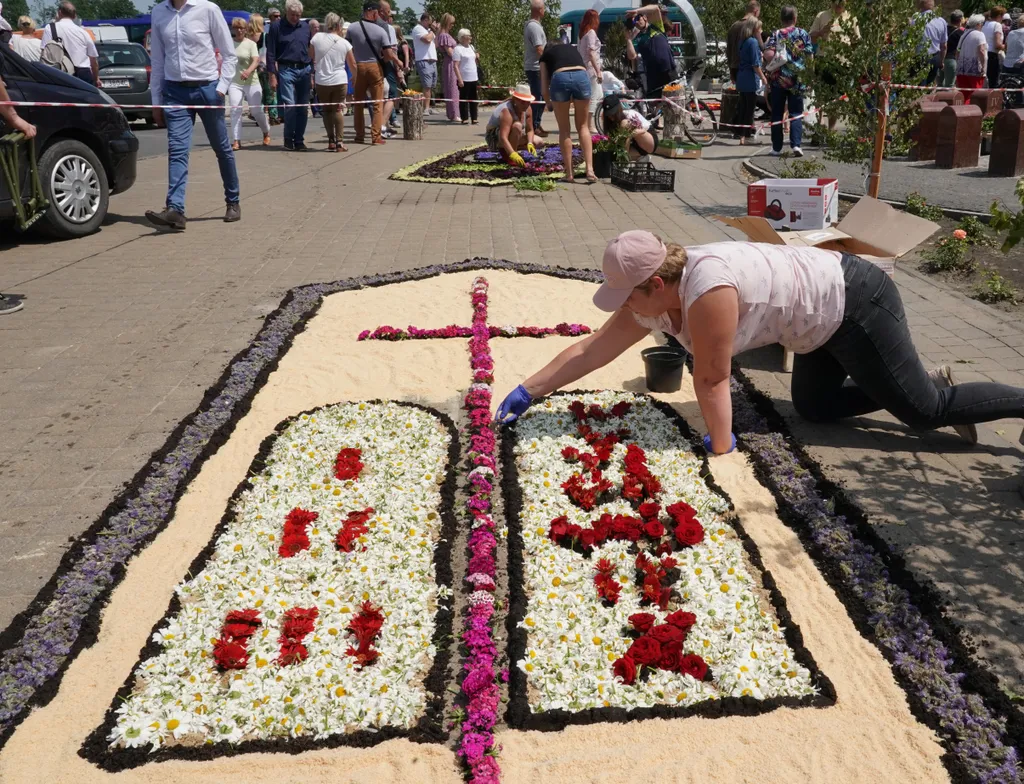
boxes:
[969,89,1002,117]
[929,90,965,107]
[909,103,944,162]
[989,108,1024,177]
[935,104,982,169]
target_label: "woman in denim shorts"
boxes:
[539,42,596,183]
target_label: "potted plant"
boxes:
[592,128,631,178]
[981,115,995,157]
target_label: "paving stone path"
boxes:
[1,120,1021,694]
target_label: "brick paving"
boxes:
[1,122,1022,694]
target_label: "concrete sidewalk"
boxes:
[1,124,1022,694]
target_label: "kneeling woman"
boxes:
[485,84,539,167]
[601,95,657,159]
[496,232,1024,451]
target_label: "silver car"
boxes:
[96,42,153,126]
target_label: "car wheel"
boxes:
[37,139,109,239]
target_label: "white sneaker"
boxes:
[768,149,782,157]
[791,146,804,157]
[927,365,979,445]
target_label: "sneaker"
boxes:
[284,140,295,150]
[534,126,549,138]
[768,149,782,157]
[381,127,395,139]
[927,365,979,445]
[0,293,24,315]
[145,207,186,231]
[293,143,308,151]
[791,146,804,157]
[224,203,241,223]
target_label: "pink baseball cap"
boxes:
[592,230,668,312]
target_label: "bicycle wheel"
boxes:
[682,100,718,146]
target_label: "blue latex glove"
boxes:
[496,384,533,423]
[703,433,737,455]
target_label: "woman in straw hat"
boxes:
[485,84,539,166]
[495,232,1024,452]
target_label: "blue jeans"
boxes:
[770,85,803,152]
[163,81,239,215]
[526,69,544,130]
[549,69,591,102]
[277,64,311,145]
[792,255,1024,428]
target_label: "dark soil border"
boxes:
[502,391,836,732]
[80,401,460,771]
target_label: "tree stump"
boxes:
[403,96,424,140]
[989,108,1024,176]
[936,104,982,169]
[661,85,687,141]
[719,88,741,136]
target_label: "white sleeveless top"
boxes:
[632,242,847,355]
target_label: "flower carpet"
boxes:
[0,266,1018,784]
[390,144,584,186]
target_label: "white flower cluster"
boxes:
[109,402,453,751]
[513,391,817,713]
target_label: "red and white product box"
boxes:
[747,178,840,231]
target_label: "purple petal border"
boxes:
[0,259,1018,784]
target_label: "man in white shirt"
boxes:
[410,13,437,112]
[39,3,98,86]
[145,0,240,230]
[918,0,947,85]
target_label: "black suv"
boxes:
[1,45,139,239]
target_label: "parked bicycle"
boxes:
[595,71,718,146]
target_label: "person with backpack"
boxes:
[763,5,812,157]
[39,2,99,86]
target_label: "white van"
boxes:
[89,25,129,43]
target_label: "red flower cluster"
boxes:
[622,444,662,505]
[335,507,374,553]
[612,610,708,686]
[593,557,621,605]
[346,600,385,668]
[635,551,678,609]
[567,400,632,422]
[333,447,364,481]
[667,502,705,547]
[561,470,615,511]
[549,512,647,556]
[212,608,261,670]
[278,606,318,665]
[278,507,318,558]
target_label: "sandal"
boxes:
[585,173,598,184]
[263,134,271,146]
[338,143,348,152]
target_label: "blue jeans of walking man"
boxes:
[277,64,311,147]
[770,86,803,152]
[163,81,239,215]
[525,69,544,131]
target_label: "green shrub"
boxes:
[905,192,944,222]
[975,270,1019,303]
[957,215,993,246]
[921,236,974,273]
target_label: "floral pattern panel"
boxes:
[96,401,456,764]
[505,391,832,728]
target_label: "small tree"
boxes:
[2,0,30,25]
[806,0,928,163]
[603,21,629,78]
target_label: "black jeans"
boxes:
[988,51,1001,89]
[459,80,479,122]
[791,255,1024,429]
[737,90,756,138]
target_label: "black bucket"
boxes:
[641,346,688,392]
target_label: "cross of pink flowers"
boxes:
[358,278,590,784]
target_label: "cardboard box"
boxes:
[655,142,702,159]
[747,177,840,230]
[716,196,940,277]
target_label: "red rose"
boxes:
[213,638,249,670]
[580,528,598,550]
[610,401,632,417]
[655,541,674,557]
[568,401,587,420]
[674,519,705,547]
[666,502,698,525]
[638,502,661,520]
[643,519,665,538]
[629,612,657,633]
[549,516,570,542]
[679,653,709,680]
[665,610,697,634]
[627,635,663,666]
[642,573,662,604]
[612,655,637,685]
[658,640,684,672]
[649,624,685,645]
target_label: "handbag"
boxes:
[358,20,388,81]
[764,31,790,74]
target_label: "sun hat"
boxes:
[509,83,537,102]
[593,230,668,312]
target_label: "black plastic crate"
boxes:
[610,161,676,192]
